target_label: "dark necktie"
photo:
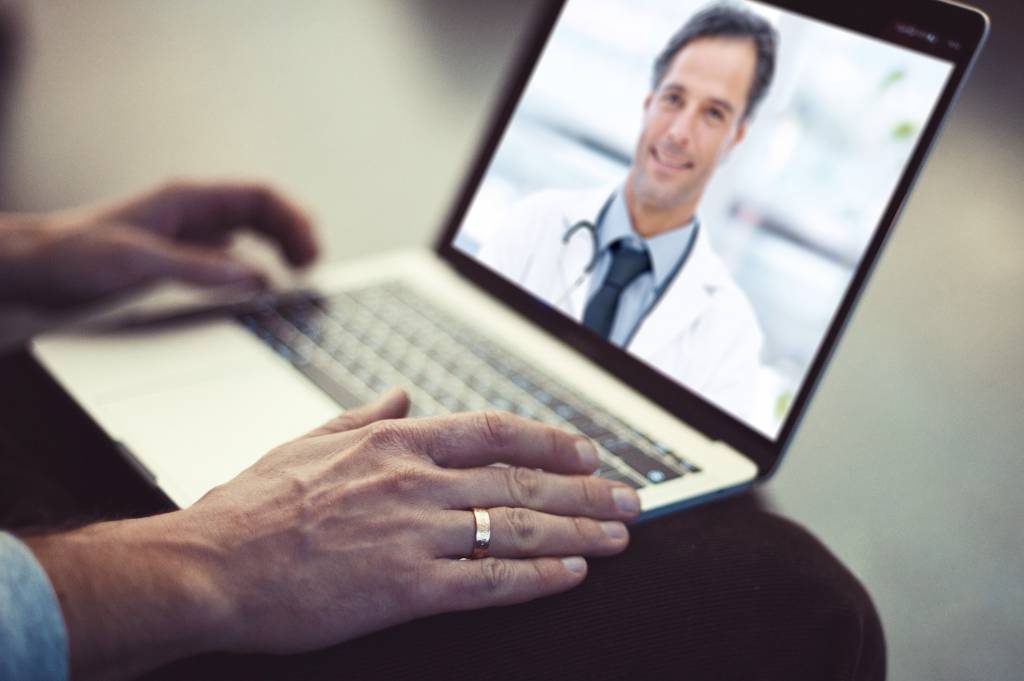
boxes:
[582,241,652,340]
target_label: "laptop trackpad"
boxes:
[37,320,340,508]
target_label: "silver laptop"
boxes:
[32,0,988,516]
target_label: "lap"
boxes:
[144,497,885,681]
[0,350,884,681]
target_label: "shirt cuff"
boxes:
[0,531,70,681]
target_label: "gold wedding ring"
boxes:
[471,508,492,559]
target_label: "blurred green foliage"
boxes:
[892,121,917,140]
[881,69,906,90]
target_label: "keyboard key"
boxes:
[531,388,553,405]
[553,403,578,420]
[438,395,464,412]
[569,418,615,441]
[602,440,681,484]
[295,362,363,409]
[596,468,643,489]
[237,284,702,484]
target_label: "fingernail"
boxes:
[575,439,599,469]
[601,521,627,540]
[562,556,587,574]
[612,487,641,515]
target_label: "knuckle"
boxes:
[504,507,538,550]
[479,410,513,449]
[531,560,555,587]
[363,420,406,451]
[506,467,541,507]
[382,461,429,497]
[405,424,440,462]
[571,516,599,543]
[578,477,600,510]
[250,183,276,210]
[479,559,513,593]
[546,426,563,458]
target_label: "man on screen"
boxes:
[480,4,777,421]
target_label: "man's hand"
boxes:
[0,180,317,308]
[26,391,641,680]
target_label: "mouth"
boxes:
[650,146,694,172]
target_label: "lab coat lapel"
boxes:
[628,226,719,357]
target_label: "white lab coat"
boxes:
[478,186,764,421]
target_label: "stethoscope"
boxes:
[554,195,614,305]
[555,192,700,347]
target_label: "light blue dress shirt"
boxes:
[585,188,698,346]
[0,532,69,681]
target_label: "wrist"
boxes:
[0,215,57,305]
[25,512,233,681]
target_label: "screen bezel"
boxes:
[433,0,989,478]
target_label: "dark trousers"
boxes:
[0,350,885,681]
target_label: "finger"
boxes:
[428,556,587,612]
[114,181,318,267]
[238,183,318,266]
[304,389,410,438]
[433,508,628,559]
[124,229,267,287]
[442,467,640,520]
[191,182,318,266]
[188,231,232,248]
[408,410,600,475]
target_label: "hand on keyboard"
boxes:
[240,284,701,490]
[176,389,641,654]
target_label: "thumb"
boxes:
[137,237,264,287]
[304,389,411,438]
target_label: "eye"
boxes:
[661,92,683,107]
[706,107,725,122]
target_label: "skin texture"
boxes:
[27,392,639,681]
[626,37,757,237]
[5,181,641,680]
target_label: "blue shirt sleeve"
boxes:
[0,531,69,681]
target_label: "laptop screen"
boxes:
[448,0,962,440]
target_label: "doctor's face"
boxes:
[629,37,755,224]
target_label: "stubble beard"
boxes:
[629,168,695,215]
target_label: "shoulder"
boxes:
[510,185,612,222]
[488,185,614,249]
[478,185,610,270]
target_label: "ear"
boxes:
[643,92,653,114]
[727,118,749,153]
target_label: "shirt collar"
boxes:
[597,187,697,291]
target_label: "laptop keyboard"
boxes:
[237,283,700,489]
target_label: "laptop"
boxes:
[32,0,988,516]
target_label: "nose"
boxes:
[665,108,696,148]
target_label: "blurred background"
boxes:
[454,0,953,436]
[0,1,1020,679]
